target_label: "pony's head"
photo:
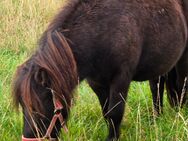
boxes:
[12,31,78,139]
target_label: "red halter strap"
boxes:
[44,96,68,139]
[22,136,57,141]
[22,92,68,141]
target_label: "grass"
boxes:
[0,0,188,140]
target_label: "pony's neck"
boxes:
[57,1,100,80]
[48,0,80,32]
[48,0,98,32]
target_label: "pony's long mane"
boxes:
[12,0,80,111]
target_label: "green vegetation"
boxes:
[0,0,188,140]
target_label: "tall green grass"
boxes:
[0,0,188,140]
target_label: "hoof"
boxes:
[105,137,118,141]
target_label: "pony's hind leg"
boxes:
[105,70,132,141]
[165,68,179,108]
[176,47,188,106]
[149,76,165,115]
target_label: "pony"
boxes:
[12,0,188,140]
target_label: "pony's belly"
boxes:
[133,60,174,81]
[133,69,168,81]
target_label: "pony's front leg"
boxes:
[87,79,110,119]
[106,71,131,141]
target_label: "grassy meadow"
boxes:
[0,0,188,140]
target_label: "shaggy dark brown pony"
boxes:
[12,0,188,140]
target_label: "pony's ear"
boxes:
[34,68,50,87]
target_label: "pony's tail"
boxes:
[182,0,188,24]
[182,0,188,11]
